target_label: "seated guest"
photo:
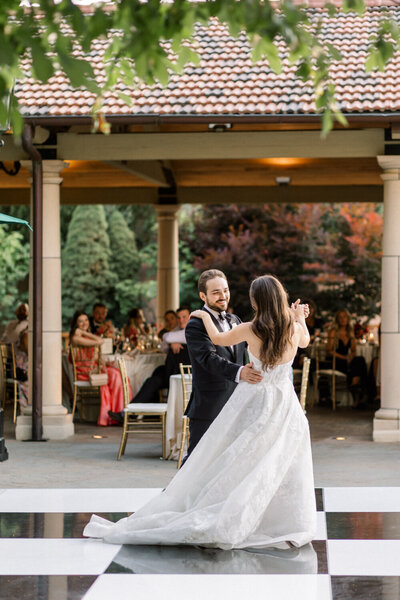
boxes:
[304,299,323,340]
[2,303,29,408]
[161,305,191,361]
[89,303,115,338]
[2,303,29,345]
[326,309,368,409]
[108,306,191,422]
[70,311,132,426]
[122,308,149,347]
[158,310,179,342]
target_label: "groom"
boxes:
[184,269,263,460]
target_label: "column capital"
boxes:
[154,204,180,220]
[377,155,400,180]
[20,159,68,184]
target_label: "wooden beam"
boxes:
[108,160,167,186]
[57,129,385,161]
[60,187,158,205]
[0,189,30,205]
[0,185,382,205]
[177,185,383,204]
[0,135,29,160]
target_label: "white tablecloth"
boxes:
[356,342,379,369]
[117,352,166,397]
[165,373,189,460]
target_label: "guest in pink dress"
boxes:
[69,311,132,426]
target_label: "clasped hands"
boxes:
[291,299,309,320]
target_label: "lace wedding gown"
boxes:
[84,351,316,549]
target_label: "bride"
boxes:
[84,274,316,549]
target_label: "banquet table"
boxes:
[119,352,166,397]
[356,342,379,369]
[165,373,190,460]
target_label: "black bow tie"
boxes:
[218,312,227,322]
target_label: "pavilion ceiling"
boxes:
[0,157,382,192]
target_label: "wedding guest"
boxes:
[121,308,149,347]
[70,311,132,426]
[108,306,191,422]
[89,303,115,338]
[162,306,191,355]
[2,303,29,344]
[367,325,381,406]
[2,303,29,408]
[326,309,368,409]
[157,310,178,341]
[303,300,323,340]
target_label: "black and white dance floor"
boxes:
[1,487,400,599]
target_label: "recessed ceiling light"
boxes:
[275,176,291,186]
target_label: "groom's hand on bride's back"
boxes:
[240,363,263,384]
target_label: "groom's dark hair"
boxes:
[198,269,227,294]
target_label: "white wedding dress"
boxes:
[84,351,316,549]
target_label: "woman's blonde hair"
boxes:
[333,309,354,338]
[250,275,294,370]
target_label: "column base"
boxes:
[373,408,400,442]
[15,413,74,441]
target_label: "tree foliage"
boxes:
[1,0,399,135]
[0,224,29,324]
[181,202,383,320]
[61,204,116,327]
[108,208,140,280]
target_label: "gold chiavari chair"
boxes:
[0,342,19,423]
[313,337,348,410]
[70,344,102,420]
[117,357,167,461]
[177,363,192,469]
[298,357,311,412]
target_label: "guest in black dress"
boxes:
[326,309,368,408]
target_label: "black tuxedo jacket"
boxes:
[185,309,247,422]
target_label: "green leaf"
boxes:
[376,38,394,63]
[296,61,311,80]
[31,41,54,83]
[365,52,378,72]
[334,109,348,127]
[176,45,200,71]
[153,57,170,87]
[342,0,365,16]
[327,43,342,62]
[326,3,337,17]
[251,37,281,73]
[117,91,133,106]
[321,108,333,137]
[58,54,100,93]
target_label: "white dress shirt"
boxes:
[203,305,243,383]
[161,326,186,352]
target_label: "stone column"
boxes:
[155,205,180,326]
[16,160,74,440]
[373,156,400,441]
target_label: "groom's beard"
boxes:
[205,299,229,313]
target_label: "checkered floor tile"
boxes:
[0,487,399,599]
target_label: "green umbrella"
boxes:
[0,212,32,230]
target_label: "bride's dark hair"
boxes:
[250,275,294,370]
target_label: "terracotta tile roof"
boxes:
[14,6,400,119]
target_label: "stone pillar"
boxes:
[155,205,180,326]
[373,156,400,441]
[16,160,74,440]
